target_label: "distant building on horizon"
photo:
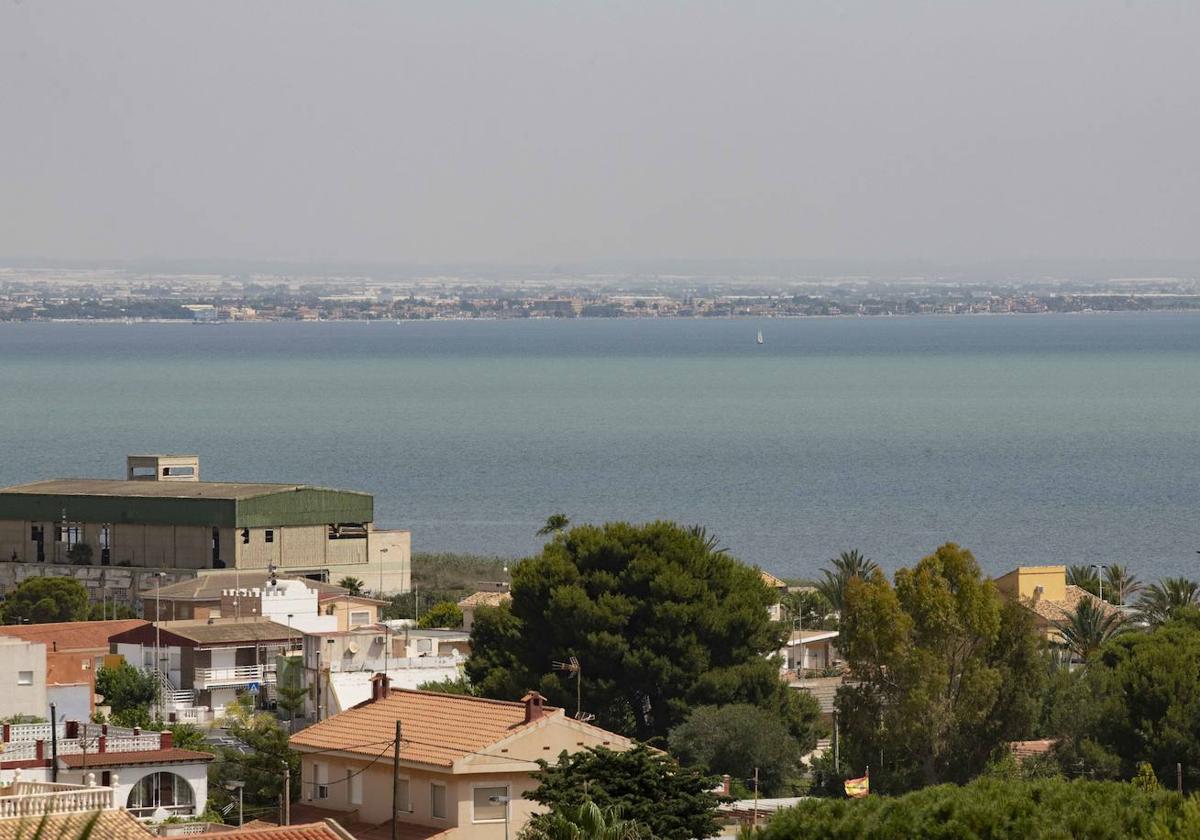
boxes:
[0,454,411,600]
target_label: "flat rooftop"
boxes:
[0,479,339,500]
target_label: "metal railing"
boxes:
[328,654,463,673]
[193,665,266,688]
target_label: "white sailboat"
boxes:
[756,329,764,345]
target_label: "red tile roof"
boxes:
[1010,739,1057,762]
[0,810,152,839]
[0,619,147,651]
[290,688,555,767]
[58,747,215,768]
[222,822,347,839]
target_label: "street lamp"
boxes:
[489,794,511,840]
[1091,564,1109,603]
[224,781,245,826]
[153,571,165,719]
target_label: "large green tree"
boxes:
[835,543,1044,792]
[95,663,157,729]
[2,576,90,624]
[668,703,803,796]
[1135,578,1200,627]
[526,745,720,840]
[418,600,463,629]
[1052,610,1200,787]
[211,696,300,821]
[464,521,804,742]
[1053,598,1126,662]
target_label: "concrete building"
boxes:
[289,682,635,839]
[0,637,47,720]
[0,455,411,597]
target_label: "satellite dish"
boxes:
[346,642,359,655]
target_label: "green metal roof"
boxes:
[0,479,373,528]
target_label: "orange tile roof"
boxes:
[457,591,511,608]
[759,570,788,589]
[0,619,147,651]
[1023,585,1122,624]
[1010,739,1057,762]
[224,822,349,839]
[0,809,152,839]
[290,688,555,767]
[58,747,215,768]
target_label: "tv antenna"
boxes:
[552,656,593,721]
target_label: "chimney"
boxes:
[370,672,391,702]
[722,775,731,796]
[522,691,546,724]
[159,731,173,750]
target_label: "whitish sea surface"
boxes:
[1,314,1198,579]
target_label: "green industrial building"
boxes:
[0,456,410,593]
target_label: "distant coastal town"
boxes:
[2,266,1199,322]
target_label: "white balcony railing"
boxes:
[193,665,266,689]
[0,783,115,818]
[328,655,463,674]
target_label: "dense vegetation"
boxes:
[382,550,510,622]
[526,745,720,840]
[834,544,1044,792]
[757,777,1190,840]
[465,520,821,747]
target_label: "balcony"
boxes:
[0,781,116,818]
[193,665,272,689]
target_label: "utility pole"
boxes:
[392,720,403,840]
[752,767,759,828]
[283,764,290,825]
[49,703,58,782]
[833,710,840,773]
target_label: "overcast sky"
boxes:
[2,2,1197,266]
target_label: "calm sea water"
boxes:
[1,314,1198,580]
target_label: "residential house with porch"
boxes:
[0,719,211,823]
[289,679,635,839]
[109,617,305,722]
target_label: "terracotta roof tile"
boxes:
[290,688,555,767]
[58,747,216,768]
[0,810,152,839]
[0,619,147,651]
[222,821,346,839]
[457,591,511,608]
[759,570,787,589]
[1024,585,1122,624]
[1010,739,1057,762]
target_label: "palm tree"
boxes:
[529,801,647,840]
[1054,597,1126,661]
[815,550,880,614]
[1135,577,1200,627]
[337,576,365,596]
[537,514,571,536]
[1103,564,1142,606]
[1066,565,1100,597]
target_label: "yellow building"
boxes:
[995,565,1119,644]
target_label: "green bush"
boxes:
[758,777,1186,840]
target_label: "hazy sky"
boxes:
[2,2,1198,265]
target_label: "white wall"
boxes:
[47,685,91,723]
[259,580,337,634]
[58,760,209,822]
[0,638,48,719]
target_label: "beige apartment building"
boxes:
[290,682,635,839]
[0,455,411,594]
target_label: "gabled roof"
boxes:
[0,810,151,839]
[759,570,788,590]
[457,591,511,609]
[290,689,557,768]
[0,619,147,651]
[1023,585,1122,624]
[221,820,352,838]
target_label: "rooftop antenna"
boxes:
[551,656,593,721]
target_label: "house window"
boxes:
[312,762,329,799]
[17,671,33,686]
[265,530,274,543]
[395,777,410,813]
[473,785,509,823]
[430,782,447,820]
[349,611,370,627]
[416,638,433,654]
[126,772,194,817]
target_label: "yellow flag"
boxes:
[844,773,869,798]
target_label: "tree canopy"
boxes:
[418,600,463,629]
[464,520,809,742]
[211,696,300,821]
[757,777,1188,840]
[668,703,804,796]
[835,543,1044,792]
[2,576,91,624]
[95,663,157,729]
[526,745,720,840]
